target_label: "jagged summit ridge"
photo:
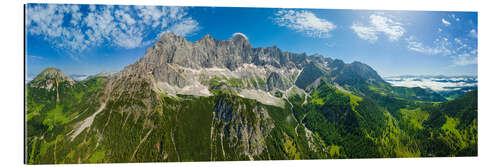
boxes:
[112,32,386,106]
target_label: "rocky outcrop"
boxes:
[137,33,314,90]
[295,63,327,90]
[140,33,253,70]
[266,72,289,91]
[213,95,274,158]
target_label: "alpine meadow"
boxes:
[25,4,478,164]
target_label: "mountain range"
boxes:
[26,32,477,164]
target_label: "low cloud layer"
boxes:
[385,76,477,92]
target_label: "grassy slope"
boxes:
[26,76,477,164]
[26,77,108,164]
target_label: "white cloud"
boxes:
[406,33,477,66]
[29,55,43,59]
[26,4,66,38]
[232,32,248,40]
[26,4,200,55]
[451,14,460,22]
[351,23,378,41]
[274,10,336,38]
[136,6,166,28]
[89,4,96,11]
[69,5,82,26]
[111,26,143,49]
[168,18,199,37]
[470,49,477,55]
[406,36,452,55]
[452,53,477,66]
[28,55,44,62]
[115,9,136,25]
[442,18,451,26]
[369,15,405,41]
[83,7,116,46]
[325,42,336,47]
[351,14,405,42]
[406,31,477,67]
[469,29,477,38]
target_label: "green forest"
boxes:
[26,69,477,164]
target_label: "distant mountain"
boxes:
[69,74,88,81]
[26,32,477,164]
[69,72,117,82]
[29,68,74,90]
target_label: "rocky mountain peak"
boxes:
[29,67,74,90]
[157,32,183,43]
[348,61,383,80]
[201,34,214,40]
[112,31,390,106]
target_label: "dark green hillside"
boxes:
[299,79,421,158]
[390,86,447,102]
[26,74,109,164]
[292,79,477,158]
[422,90,478,156]
[26,65,478,164]
[27,85,330,163]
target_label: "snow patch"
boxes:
[238,89,284,107]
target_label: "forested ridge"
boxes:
[26,72,477,164]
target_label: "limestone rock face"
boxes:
[110,32,387,106]
[213,95,274,158]
[266,72,288,91]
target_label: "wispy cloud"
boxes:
[273,10,336,38]
[451,14,460,21]
[167,19,199,37]
[29,55,44,60]
[406,34,477,66]
[26,4,200,55]
[469,29,477,38]
[351,24,378,41]
[441,18,451,26]
[405,36,452,55]
[452,53,477,66]
[351,14,405,42]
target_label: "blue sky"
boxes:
[25,4,478,80]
